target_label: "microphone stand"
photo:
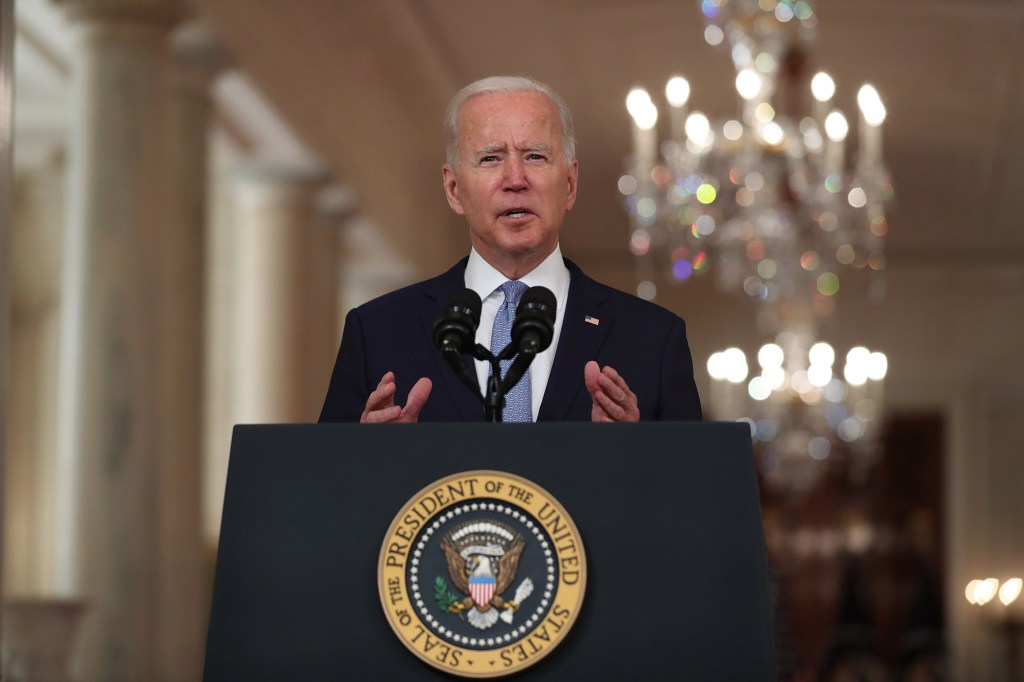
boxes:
[471,344,505,422]
[450,343,538,422]
[440,341,508,422]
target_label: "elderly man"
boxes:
[319,76,702,423]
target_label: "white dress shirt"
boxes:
[464,246,570,421]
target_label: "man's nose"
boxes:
[503,158,527,190]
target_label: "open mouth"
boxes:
[502,208,532,219]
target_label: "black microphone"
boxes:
[499,287,556,393]
[433,288,482,353]
[433,289,483,399]
[510,286,556,355]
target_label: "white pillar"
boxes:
[7,156,65,596]
[0,0,15,652]
[155,19,227,679]
[53,0,191,679]
[232,163,334,424]
[202,129,241,545]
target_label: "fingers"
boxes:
[399,378,433,422]
[361,372,431,424]
[584,361,602,395]
[361,372,397,423]
[597,365,632,404]
[585,361,616,421]
[586,363,640,423]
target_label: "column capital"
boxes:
[233,157,329,189]
[316,184,360,229]
[171,21,231,91]
[55,0,186,28]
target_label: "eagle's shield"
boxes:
[469,575,496,608]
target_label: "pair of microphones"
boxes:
[432,286,557,422]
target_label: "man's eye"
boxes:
[480,155,498,163]
[527,153,547,162]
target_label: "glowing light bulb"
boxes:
[824,111,849,142]
[761,122,784,145]
[974,578,999,605]
[685,112,712,145]
[666,76,691,107]
[758,343,784,369]
[858,84,887,126]
[626,88,653,120]
[707,352,727,380]
[809,342,835,367]
[736,69,762,100]
[811,72,836,102]
[966,579,981,604]
[867,352,888,380]
[723,347,749,384]
[1000,578,1022,605]
[847,346,871,367]
[633,102,658,131]
[808,364,832,388]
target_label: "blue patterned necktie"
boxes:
[490,280,532,422]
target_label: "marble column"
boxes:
[52,0,199,680]
[157,19,228,678]
[8,158,65,596]
[0,0,14,651]
[232,164,336,424]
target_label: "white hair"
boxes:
[443,75,576,169]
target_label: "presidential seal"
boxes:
[378,471,586,678]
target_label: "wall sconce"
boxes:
[966,577,1022,679]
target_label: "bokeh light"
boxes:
[629,229,651,255]
[673,259,693,280]
[685,112,712,146]
[736,69,762,100]
[817,272,840,296]
[723,119,744,141]
[618,174,638,195]
[824,111,848,141]
[811,72,835,102]
[665,76,691,107]
[696,183,717,204]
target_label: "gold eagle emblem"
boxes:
[440,520,533,630]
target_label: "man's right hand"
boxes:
[361,371,432,423]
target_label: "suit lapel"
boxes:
[538,260,613,421]
[418,258,485,421]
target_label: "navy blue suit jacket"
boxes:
[318,258,702,422]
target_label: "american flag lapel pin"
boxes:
[584,315,600,326]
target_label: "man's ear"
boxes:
[442,164,465,215]
[565,159,579,211]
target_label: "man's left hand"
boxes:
[584,361,639,422]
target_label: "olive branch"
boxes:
[434,576,461,614]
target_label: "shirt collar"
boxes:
[465,245,569,300]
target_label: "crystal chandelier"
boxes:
[619,0,894,491]
[620,0,893,315]
[707,328,887,492]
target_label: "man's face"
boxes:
[442,91,578,279]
